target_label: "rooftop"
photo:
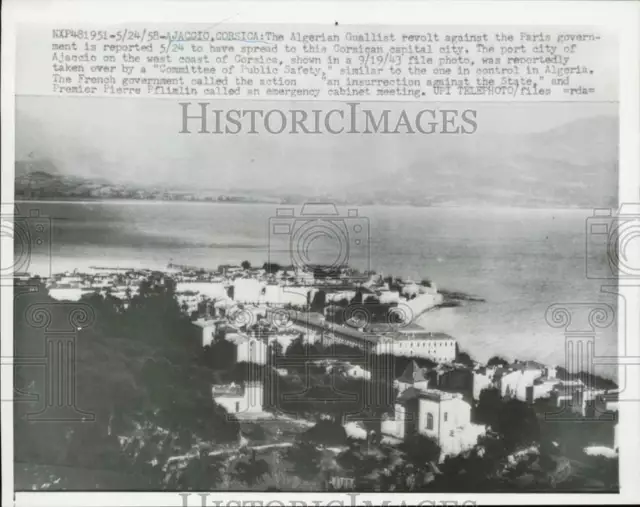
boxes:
[397,386,463,403]
[211,384,243,397]
[397,360,428,384]
[389,331,455,342]
[289,311,379,344]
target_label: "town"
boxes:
[14,260,619,491]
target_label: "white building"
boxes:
[376,290,401,305]
[375,331,457,364]
[48,287,87,301]
[472,366,497,401]
[212,381,264,416]
[473,361,553,403]
[226,333,269,365]
[233,279,310,306]
[233,279,263,304]
[394,360,429,392]
[176,281,228,300]
[382,361,486,459]
[192,318,222,347]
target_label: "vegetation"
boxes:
[14,278,240,490]
[487,355,510,367]
[14,275,619,492]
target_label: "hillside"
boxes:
[15,116,618,208]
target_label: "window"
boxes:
[444,412,448,422]
[426,413,434,430]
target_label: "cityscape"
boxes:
[11,94,620,494]
[14,259,619,491]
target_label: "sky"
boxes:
[15,96,617,196]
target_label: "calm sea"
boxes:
[16,201,618,379]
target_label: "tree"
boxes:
[455,350,475,367]
[395,434,441,490]
[282,442,323,481]
[262,262,281,275]
[165,452,228,490]
[336,443,392,490]
[241,260,252,270]
[301,420,348,447]
[310,290,327,314]
[474,387,503,429]
[487,356,509,367]
[284,336,307,358]
[496,399,540,453]
[14,277,241,490]
[231,450,270,487]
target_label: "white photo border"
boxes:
[2,0,639,505]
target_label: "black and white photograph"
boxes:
[2,1,639,505]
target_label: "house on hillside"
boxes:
[382,361,486,459]
[212,381,264,417]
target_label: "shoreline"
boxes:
[14,198,603,213]
[30,261,618,385]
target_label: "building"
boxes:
[192,318,223,347]
[233,278,263,304]
[472,366,497,401]
[176,281,228,300]
[233,279,310,306]
[395,360,429,392]
[431,364,473,395]
[382,362,486,459]
[176,290,200,314]
[376,331,457,363]
[596,390,620,415]
[212,381,264,416]
[226,333,269,365]
[287,311,378,350]
[473,361,551,403]
[279,310,457,363]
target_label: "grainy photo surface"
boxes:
[3,2,637,504]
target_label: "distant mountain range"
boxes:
[14,115,618,208]
[14,161,281,203]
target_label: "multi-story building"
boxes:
[382,361,486,459]
[212,381,264,416]
[226,333,269,365]
[473,360,552,402]
[192,318,224,347]
[380,331,457,363]
[281,310,457,363]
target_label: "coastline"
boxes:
[28,260,618,386]
[14,198,602,213]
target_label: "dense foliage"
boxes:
[14,277,240,489]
